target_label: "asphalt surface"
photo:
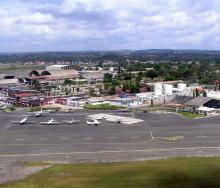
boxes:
[0,110,220,163]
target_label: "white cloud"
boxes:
[0,0,220,52]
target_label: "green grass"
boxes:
[84,103,122,110]
[2,157,220,188]
[147,105,162,112]
[179,112,206,119]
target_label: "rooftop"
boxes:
[185,96,213,107]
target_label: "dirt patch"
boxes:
[0,162,50,184]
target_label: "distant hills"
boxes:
[0,49,220,63]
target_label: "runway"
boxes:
[0,110,220,163]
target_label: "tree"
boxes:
[203,90,207,97]
[63,78,72,86]
[195,89,200,97]
[146,70,158,80]
[124,73,132,80]
[130,83,139,93]
[32,79,40,90]
[89,88,96,97]
[103,73,112,83]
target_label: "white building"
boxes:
[206,90,220,100]
[86,97,109,105]
[109,96,143,107]
[46,65,70,71]
[67,97,85,107]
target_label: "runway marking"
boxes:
[60,137,70,140]
[197,136,207,138]
[38,138,47,140]
[107,137,116,139]
[1,146,220,157]
[83,137,93,140]
[131,137,138,139]
[15,139,24,141]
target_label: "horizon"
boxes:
[1,0,220,52]
[1,48,220,54]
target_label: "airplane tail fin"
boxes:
[150,132,154,140]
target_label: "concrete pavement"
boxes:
[0,110,220,163]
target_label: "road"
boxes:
[0,110,220,163]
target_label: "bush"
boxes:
[4,106,15,112]
[29,106,61,112]
[29,106,41,112]
[84,104,121,110]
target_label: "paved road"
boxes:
[0,110,220,163]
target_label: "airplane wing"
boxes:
[63,120,80,124]
[52,122,60,125]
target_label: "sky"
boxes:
[0,0,220,52]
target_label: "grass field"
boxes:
[179,112,206,119]
[84,104,122,110]
[2,157,220,188]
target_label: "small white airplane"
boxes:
[35,108,43,117]
[40,118,60,126]
[116,118,122,124]
[87,118,100,126]
[88,115,106,120]
[62,119,80,125]
[11,117,35,125]
[0,104,8,110]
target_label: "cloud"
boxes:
[0,0,220,52]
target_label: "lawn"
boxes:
[179,112,206,119]
[2,157,220,188]
[84,103,122,110]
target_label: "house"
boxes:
[67,97,85,107]
[86,97,109,105]
[164,96,193,111]
[109,96,143,107]
[165,96,220,115]
[185,96,219,115]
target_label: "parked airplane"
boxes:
[87,118,100,126]
[0,104,8,110]
[88,115,106,120]
[116,118,122,124]
[29,108,47,117]
[35,108,43,117]
[62,119,80,125]
[11,117,35,125]
[40,118,60,126]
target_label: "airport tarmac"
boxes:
[0,110,220,163]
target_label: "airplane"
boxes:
[0,104,8,110]
[88,115,106,120]
[87,118,100,126]
[40,118,60,126]
[35,108,43,117]
[11,117,35,125]
[116,118,122,124]
[62,118,80,125]
[29,108,48,117]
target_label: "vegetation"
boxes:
[29,106,60,112]
[3,157,220,188]
[84,103,121,110]
[179,112,206,119]
[3,106,15,113]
